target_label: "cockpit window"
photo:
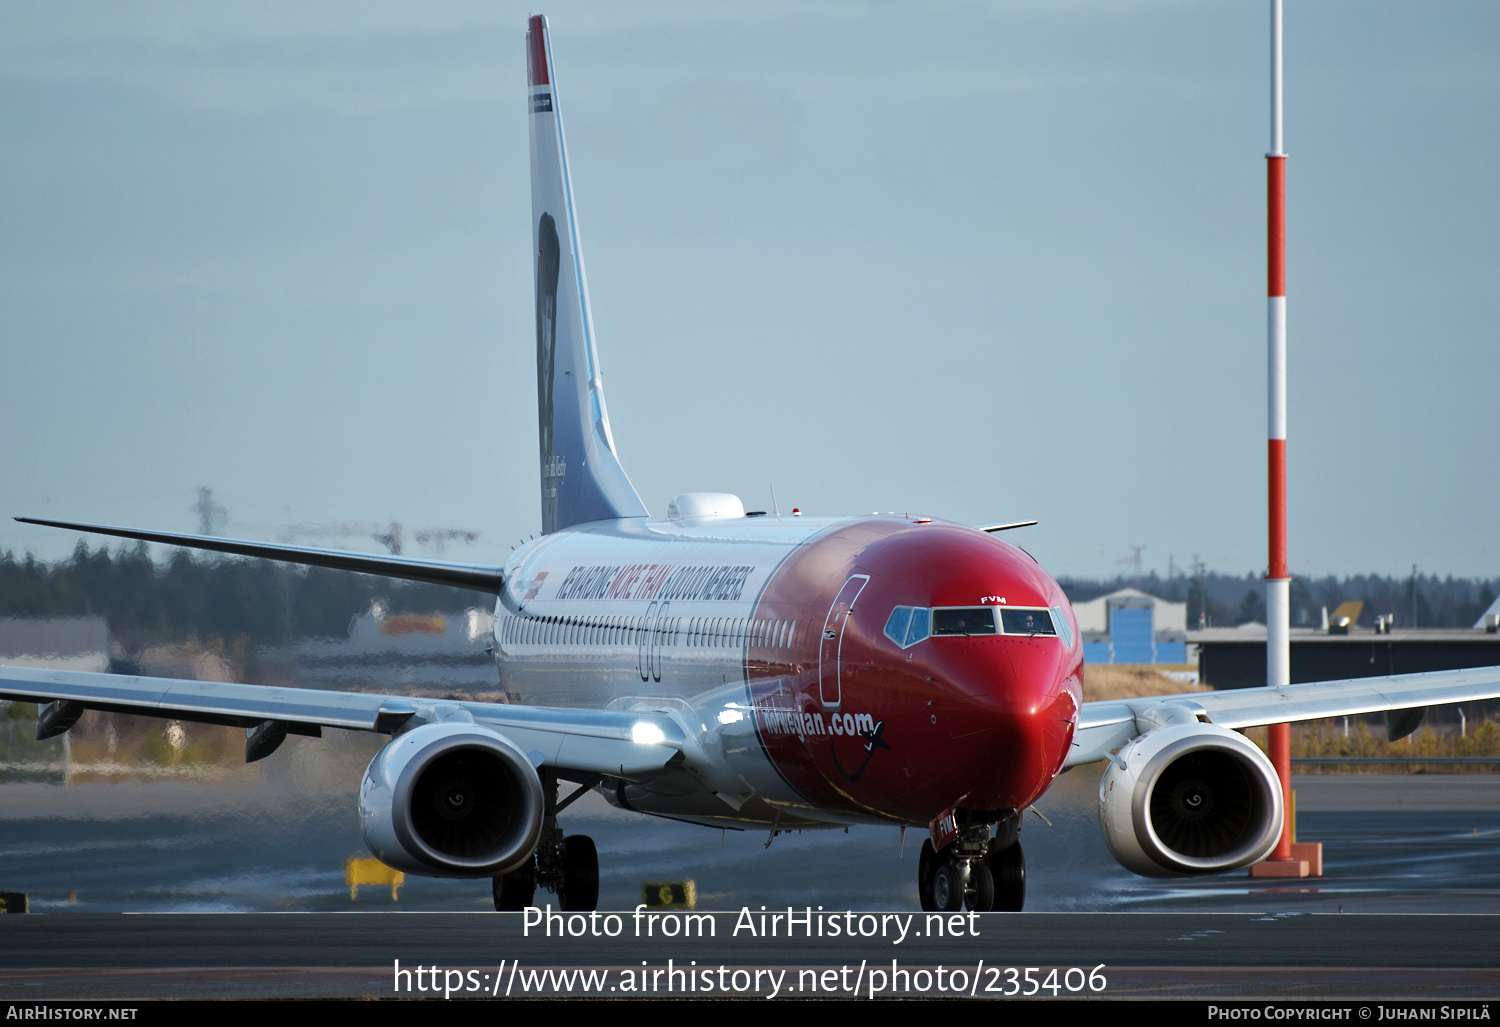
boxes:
[905,609,929,645]
[884,606,931,648]
[883,607,911,647]
[931,607,997,636]
[1001,608,1056,635]
[888,605,1059,644]
[1050,606,1073,647]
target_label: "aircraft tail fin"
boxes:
[527,15,648,534]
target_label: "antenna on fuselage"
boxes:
[770,485,781,518]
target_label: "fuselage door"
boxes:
[651,601,669,683]
[638,601,658,681]
[819,574,869,710]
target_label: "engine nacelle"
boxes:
[360,722,545,878]
[1099,722,1283,877]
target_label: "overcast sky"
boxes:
[2,1,1496,581]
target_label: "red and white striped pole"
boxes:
[1265,0,1294,865]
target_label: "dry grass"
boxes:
[1081,664,1211,702]
[1077,665,1500,774]
[1277,719,1500,773]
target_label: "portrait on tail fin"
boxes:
[536,211,561,534]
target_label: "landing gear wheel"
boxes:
[558,834,599,911]
[493,859,536,911]
[967,863,995,912]
[917,840,938,912]
[985,839,1026,912]
[931,860,964,912]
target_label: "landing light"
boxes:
[631,722,667,745]
[717,709,744,726]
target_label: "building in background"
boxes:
[256,603,499,697]
[1074,588,1188,666]
[1475,595,1500,632]
[0,617,109,674]
[1192,622,1500,692]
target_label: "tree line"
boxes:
[1060,569,1498,630]
[3,543,1494,644]
[0,542,477,646]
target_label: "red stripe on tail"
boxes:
[527,15,550,86]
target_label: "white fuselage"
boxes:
[491,514,848,828]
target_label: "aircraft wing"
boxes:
[14,517,504,593]
[0,665,683,781]
[1066,665,1500,769]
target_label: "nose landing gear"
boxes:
[983,837,1026,912]
[917,813,1026,912]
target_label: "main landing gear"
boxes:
[917,811,1026,913]
[493,771,600,912]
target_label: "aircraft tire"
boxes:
[917,840,937,912]
[931,860,964,913]
[493,859,536,911]
[558,834,599,911]
[967,863,995,912]
[985,839,1025,912]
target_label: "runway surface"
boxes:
[3,741,1496,915]
[1,737,1497,999]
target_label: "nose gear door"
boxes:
[819,574,869,710]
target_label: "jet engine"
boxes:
[1098,722,1283,877]
[360,722,545,877]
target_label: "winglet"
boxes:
[527,15,648,534]
[980,520,1039,533]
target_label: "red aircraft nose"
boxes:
[748,519,1082,825]
[910,619,1079,813]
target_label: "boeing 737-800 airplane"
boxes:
[5,16,1500,914]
